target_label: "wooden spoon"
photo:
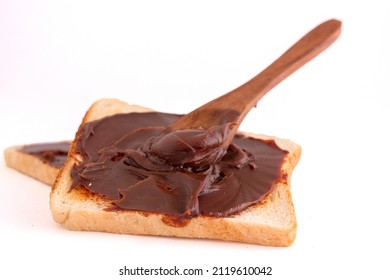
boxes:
[168,19,341,143]
[144,19,342,167]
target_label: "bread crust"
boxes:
[51,98,301,246]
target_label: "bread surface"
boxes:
[50,98,301,246]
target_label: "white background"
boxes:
[1,1,389,279]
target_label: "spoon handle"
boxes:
[170,19,341,131]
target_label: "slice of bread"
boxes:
[50,98,301,246]
[4,143,68,186]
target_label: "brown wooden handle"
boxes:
[170,19,342,131]
[237,19,342,105]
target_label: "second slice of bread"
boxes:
[4,145,65,185]
[50,98,301,246]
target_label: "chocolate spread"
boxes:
[20,141,70,168]
[70,112,288,221]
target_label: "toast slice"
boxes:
[51,98,301,246]
[4,142,70,186]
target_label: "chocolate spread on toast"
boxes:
[70,112,288,223]
[20,141,70,168]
